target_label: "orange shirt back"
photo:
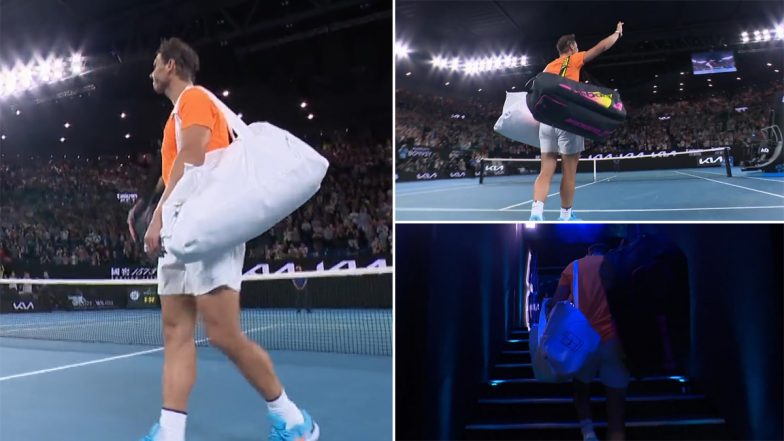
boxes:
[558,255,617,342]
[161,87,231,186]
[543,51,586,82]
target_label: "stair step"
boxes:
[465,417,731,440]
[503,339,531,351]
[492,362,534,379]
[499,350,531,364]
[484,376,696,398]
[474,394,715,422]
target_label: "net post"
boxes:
[479,159,485,184]
[593,158,597,182]
[723,147,732,177]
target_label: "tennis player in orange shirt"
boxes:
[530,22,623,222]
[550,244,630,441]
[139,38,319,441]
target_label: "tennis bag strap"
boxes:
[559,56,571,77]
[573,259,579,307]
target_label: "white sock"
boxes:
[580,418,596,440]
[560,206,572,219]
[267,389,305,429]
[531,201,544,217]
[159,408,187,441]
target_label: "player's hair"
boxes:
[557,34,577,55]
[588,243,609,256]
[157,38,200,82]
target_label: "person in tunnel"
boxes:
[549,243,629,441]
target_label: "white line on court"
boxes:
[395,183,479,197]
[690,169,784,183]
[396,206,784,213]
[499,176,617,211]
[673,171,784,199]
[0,325,277,382]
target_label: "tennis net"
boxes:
[479,147,732,184]
[0,267,392,356]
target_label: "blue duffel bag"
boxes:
[525,71,627,141]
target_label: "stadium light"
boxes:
[776,25,784,40]
[64,122,70,128]
[60,137,66,143]
[1,135,5,140]
[307,113,314,120]
[19,65,34,90]
[405,71,412,76]
[767,62,773,66]
[762,29,771,41]
[444,81,450,86]
[394,41,411,59]
[754,30,762,42]
[38,59,53,82]
[450,58,460,71]
[221,90,230,97]
[431,56,448,69]
[124,133,131,139]
[120,112,127,119]
[15,109,20,116]
[300,101,307,108]
[52,58,65,79]
[70,53,84,75]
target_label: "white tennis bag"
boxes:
[161,86,329,263]
[536,260,601,378]
[530,298,571,383]
[493,91,541,148]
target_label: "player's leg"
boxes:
[531,123,560,221]
[193,243,318,440]
[142,256,197,441]
[197,286,319,440]
[574,351,600,441]
[160,295,198,412]
[196,286,283,400]
[600,338,631,441]
[557,129,585,220]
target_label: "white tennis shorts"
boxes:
[157,203,245,296]
[575,337,631,388]
[157,242,245,296]
[539,122,585,155]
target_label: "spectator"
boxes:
[0,137,392,267]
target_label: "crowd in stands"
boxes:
[396,80,781,172]
[0,138,392,276]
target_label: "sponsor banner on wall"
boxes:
[110,255,391,279]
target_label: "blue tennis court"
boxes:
[0,308,391,441]
[396,167,784,221]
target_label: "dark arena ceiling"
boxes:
[0,0,392,156]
